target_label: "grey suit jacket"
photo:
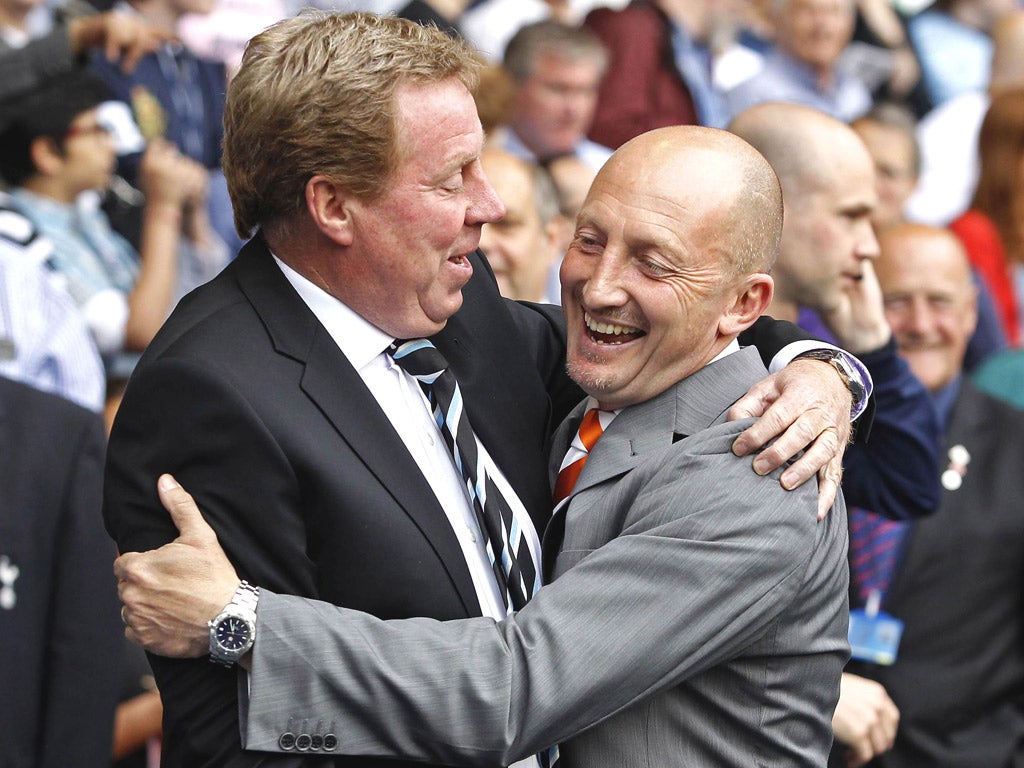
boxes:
[242,346,850,767]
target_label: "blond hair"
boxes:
[223,11,481,238]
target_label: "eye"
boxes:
[571,231,603,254]
[639,256,671,277]
[883,296,909,313]
[441,172,465,193]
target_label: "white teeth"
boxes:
[584,311,640,337]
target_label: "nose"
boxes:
[466,164,506,226]
[580,250,629,309]
[855,218,880,261]
[902,296,935,337]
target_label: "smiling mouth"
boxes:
[584,311,645,345]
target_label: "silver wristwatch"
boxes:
[208,580,260,667]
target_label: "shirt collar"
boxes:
[271,253,394,371]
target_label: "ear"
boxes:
[305,174,354,246]
[30,136,64,177]
[718,273,774,337]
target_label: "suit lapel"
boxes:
[886,382,982,608]
[574,346,767,497]
[542,346,768,572]
[234,239,481,616]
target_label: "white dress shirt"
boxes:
[274,255,545,622]
[275,257,544,768]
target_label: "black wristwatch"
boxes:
[208,580,260,667]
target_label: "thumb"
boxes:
[157,474,215,542]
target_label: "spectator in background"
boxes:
[0,0,171,101]
[584,0,734,149]
[478,148,564,303]
[955,87,1024,346]
[0,374,121,768]
[396,0,472,37]
[0,70,213,360]
[475,58,519,139]
[730,101,941,524]
[0,192,106,411]
[851,102,1008,370]
[90,0,240,254]
[850,103,920,232]
[906,0,1016,110]
[905,9,1024,227]
[830,222,1024,767]
[726,0,872,122]
[460,0,607,63]
[499,20,612,171]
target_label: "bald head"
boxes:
[560,125,780,409]
[876,223,978,391]
[599,125,784,276]
[730,102,871,197]
[729,102,879,316]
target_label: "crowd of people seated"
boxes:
[1,0,1022,767]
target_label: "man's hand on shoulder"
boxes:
[729,357,853,518]
[115,474,240,658]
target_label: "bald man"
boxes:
[119,126,850,767]
[831,223,1024,767]
[730,102,941,522]
[478,148,564,303]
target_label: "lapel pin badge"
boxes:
[941,444,970,491]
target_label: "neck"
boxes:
[22,176,79,205]
[129,0,180,32]
[764,294,799,323]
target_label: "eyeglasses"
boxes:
[63,123,113,140]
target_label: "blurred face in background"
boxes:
[511,52,604,159]
[852,118,919,230]
[478,150,563,302]
[775,0,856,78]
[877,226,978,392]
[776,134,879,314]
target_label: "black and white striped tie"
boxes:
[390,338,540,612]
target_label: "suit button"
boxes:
[279,731,296,750]
[310,733,323,751]
[323,733,338,751]
[295,733,313,751]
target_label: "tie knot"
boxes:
[390,338,449,379]
[577,409,605,452]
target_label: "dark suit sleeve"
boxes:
[840,338,942,519]
[104,356,317,768]
[41,402,122,768]
[738,315,814,366]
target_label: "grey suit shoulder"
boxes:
[243,346,850,768]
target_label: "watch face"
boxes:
[215,617,252,651]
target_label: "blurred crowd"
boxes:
[1,0,1023,766]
